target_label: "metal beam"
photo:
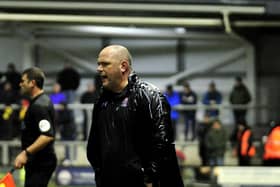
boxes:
[0,13,223,27]
[165,47,246,85]
[233,20,280,27]
[38,42,96,72]
[0,1,265,14]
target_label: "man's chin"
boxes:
[20,91,29,97]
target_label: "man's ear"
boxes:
[30,79,36,87]
[120,60,129,73]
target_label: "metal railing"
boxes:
[0,140,87,166]
[0,103,276,166]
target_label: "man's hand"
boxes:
[14,151,28,169]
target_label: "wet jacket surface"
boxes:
[87,73,183,187]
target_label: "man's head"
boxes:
[7,63,16,72]
[209,81,216,92]
[20,67,45,96]
[183,82,191,93]
[166,84,173,94]
[235,76,243,86]
[53,83,61,93]
[237,119,247,131]
[87,82,96,93]
[212,119,222,130]
[97,45,132,93]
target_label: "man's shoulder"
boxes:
[33,94,52,107]
[134,79,161,93]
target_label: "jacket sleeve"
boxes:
[216,92,222,104]
[141,88,174,183]
[86,106,100,172]
[202,93,210,104]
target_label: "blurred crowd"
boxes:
[164,77,280,167]
[1,63,280,167]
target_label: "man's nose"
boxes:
[97,65,103,72]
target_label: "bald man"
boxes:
[87,45,184,187]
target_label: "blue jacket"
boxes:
[164,91,181,120]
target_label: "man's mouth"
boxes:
[100,75,108,81]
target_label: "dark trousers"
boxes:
[184,115,196,140]
[171,119,178,140]
[25,158,57,187]
[199,145,208,166]
[238,156,251,166]
[233,110,247,124]
[159,144,184,187]
[263,159,280,166]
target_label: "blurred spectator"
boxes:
[202,81,222,118]
[0,105,17,140]
[49,83,66,105]
[0,82,21,164]
[57,64,81,103]
[205,119,227,166]
[0,81,19,105]
[81,81,99,104]
[80,81,99,140]
[197,114,212,166]
[181,82,197,141]
[1,63,21,92]
[57,102,77,140]
[0,81,20,139]
[234,120,255,166]
[49,82,68,140]
[0,103,19,165]
[57,102,77,162]
[263,121,280,166]
[164,84,181,139]
[229,76,251,124]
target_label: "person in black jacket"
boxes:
[13,67,57,187]
[87,45,184,187]
[181,82,197,141]
[80,82,99,140]
[229,76,251,124]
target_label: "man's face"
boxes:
[20,74,33,96]
[97,49,122,92]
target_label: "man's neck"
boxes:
[112,80,128,93]
[31,88,44,99]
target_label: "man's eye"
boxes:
[99,62,109,66]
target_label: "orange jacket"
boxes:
[239,129,256,157]
[263,126,280,160]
